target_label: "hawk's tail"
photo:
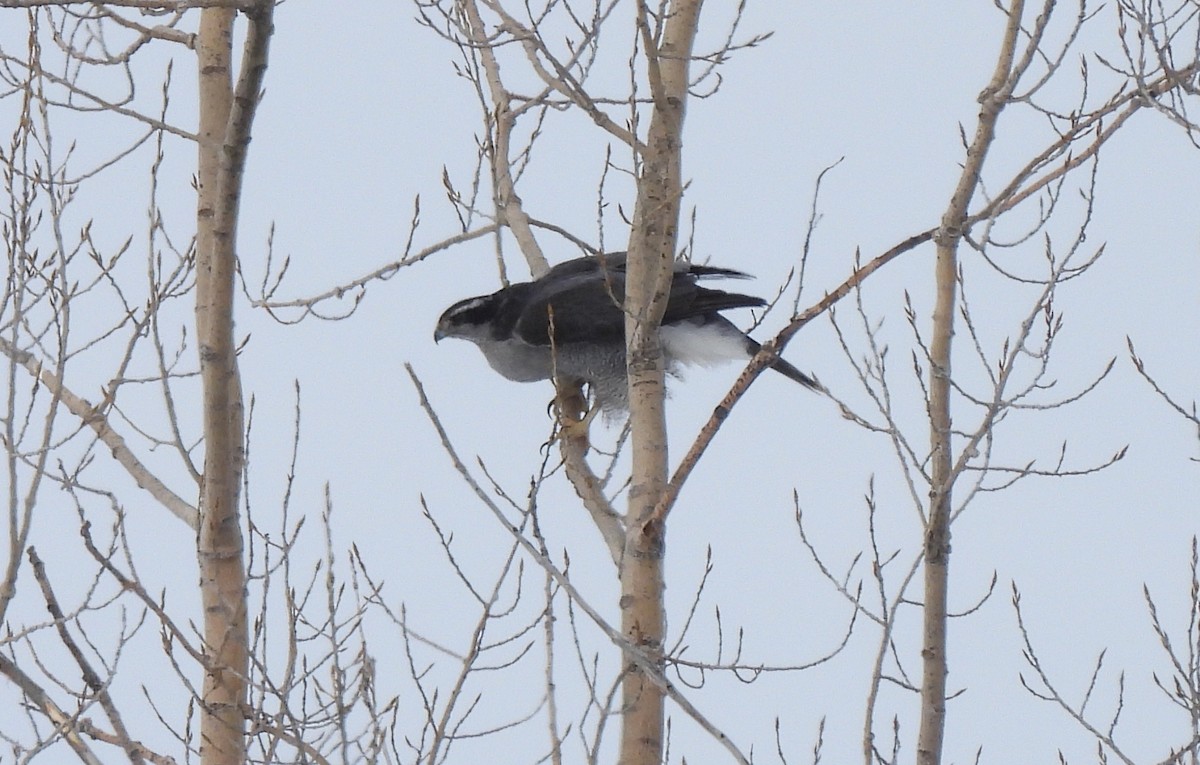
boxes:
[744,337,824,392]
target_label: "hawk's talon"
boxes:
[555,404,599,443]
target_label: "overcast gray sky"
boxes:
[3,3,1200,763]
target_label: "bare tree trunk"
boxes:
[195,11,247,764]
[621,3,703,764]
[194,5,273,764]
[918,3,1024,764]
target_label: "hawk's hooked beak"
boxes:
[433,326,446,343]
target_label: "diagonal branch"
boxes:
[0,337,198,528]
[0,653,106,765]
[649,227,936,527]
[28,546,148,765]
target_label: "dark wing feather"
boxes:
[540,251,627,281]
[485,281,537,340]
[513,254,764,347]
[542,252,752,282]
[514,267,627,346]
[663,285,765,324]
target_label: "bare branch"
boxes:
[0,337,198,527]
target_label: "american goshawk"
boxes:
[434,253,820,412]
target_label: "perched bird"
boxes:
[434,253,820,412]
